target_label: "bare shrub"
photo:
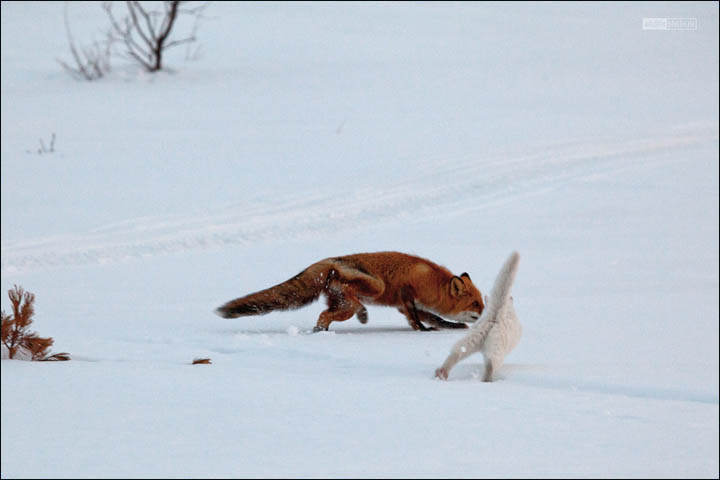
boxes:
[58,3,111,81]
[104,1,205,72]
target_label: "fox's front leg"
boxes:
[417,310,468,330]
[399,286,435,331]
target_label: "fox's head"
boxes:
[444,272,484,322]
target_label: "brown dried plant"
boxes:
[1,285,70,361]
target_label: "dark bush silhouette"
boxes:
[104,1,204,72]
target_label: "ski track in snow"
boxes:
[505,369,719,405]
[1,127,716,274]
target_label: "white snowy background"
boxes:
[1,2,718,478]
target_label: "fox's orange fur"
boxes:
[216,252,485,332]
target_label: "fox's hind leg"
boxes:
[314,305,356,332]
[482,360,494,382]
[330,265,384,328]
[356,306,368,324]
[435,332,486,379]
[314,272,373,332]
[314,289,356,332]
[481,353,504,382]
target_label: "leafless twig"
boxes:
[104,1,206,72]
[36,133,56,155]
[58,2,111,81]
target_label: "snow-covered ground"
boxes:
[2,2,718,478]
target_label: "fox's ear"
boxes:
[461,272,471,281]
[449,276,467,298]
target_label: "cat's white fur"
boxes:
[435,251,521,382]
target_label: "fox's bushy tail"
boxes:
[463,250,520,356]
[215,263,328,318]
[481,251,520,325]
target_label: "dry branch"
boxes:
[58,3,111,81]
[104,1,205,72]
[1,285,70,361]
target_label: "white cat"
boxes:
[435,251,521,382]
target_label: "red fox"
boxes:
[216,252,485,332]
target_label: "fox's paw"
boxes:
[434,368,449,380]
[356,307,368,324]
